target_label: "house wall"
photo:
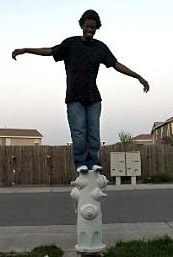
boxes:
[162,124,168,137]
[9,138,41,146]
[135,140,153,145]
[6,138,11,146]
[171,122,173,134]
[167,124,170,136]
[0,138,6,146]
[153,121,173,143]
[0,137,41,146]
[155,128,162,142]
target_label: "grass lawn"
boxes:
[103,236,173,257]
[0,245,63,257]
[0,236,173,257]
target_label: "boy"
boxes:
[12,10,149,174]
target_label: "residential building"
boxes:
[151,117,173,143]
[0,128,43,146]
[132,134,153,145]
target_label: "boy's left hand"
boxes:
[138,77,150,93]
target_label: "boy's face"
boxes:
[82,19,97,41]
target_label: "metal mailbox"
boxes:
[126,151,141,176]
[110,151,141,177]
[110,152,126,176]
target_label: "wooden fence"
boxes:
[0,144,173,186]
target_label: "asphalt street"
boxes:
[0,185,173,255]
[0,187,173,226]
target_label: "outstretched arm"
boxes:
[114,61,150,93]
[12,48,53,60]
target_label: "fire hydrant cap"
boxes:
[80,204,99,220]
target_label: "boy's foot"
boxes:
[76,165,88,174]
[92,165,103,173]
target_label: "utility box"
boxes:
[110,151,141,185]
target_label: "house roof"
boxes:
[0,128,43,138]
[151,117,173,134]
[152,122,163,129]
[132,134,153,141]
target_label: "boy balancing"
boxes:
[12,10,149,174]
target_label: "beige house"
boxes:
[132,134,153,145]
[151,117,173,143]
[0,128,43,146]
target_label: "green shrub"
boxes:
[142,174,173,184]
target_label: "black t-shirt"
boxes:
[51,36,117,104]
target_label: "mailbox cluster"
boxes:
[110,151,141,185]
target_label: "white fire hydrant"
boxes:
[71,170,108,254]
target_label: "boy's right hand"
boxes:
[12,49,25,60]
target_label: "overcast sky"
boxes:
[1,0,173,145]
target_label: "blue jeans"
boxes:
[67,101,102,169]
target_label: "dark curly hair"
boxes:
[79,10,102,29]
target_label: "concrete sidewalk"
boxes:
[0,222,173,256]
[0,184,173,256]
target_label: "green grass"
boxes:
[0,245,63,257]
[1,236,173,257]
[103,236,173,257]
[110,174,173,185]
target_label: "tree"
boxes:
[118,130,133,143]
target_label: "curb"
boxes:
[0,184,173,193]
